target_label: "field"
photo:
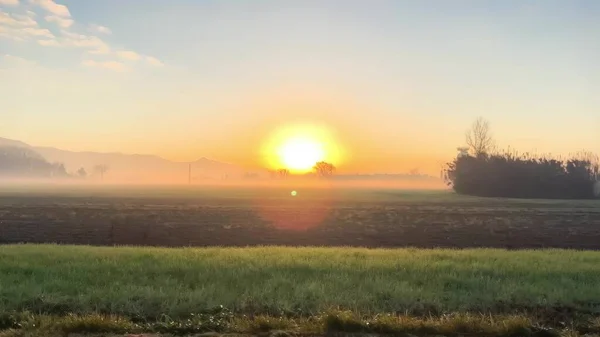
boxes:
[1,186,600,248]
[1,245,600,336]
[1,186,600,336]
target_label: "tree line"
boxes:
[444,118,600,199]
[270,161,336,179]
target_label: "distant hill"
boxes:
[0,137,245,182]
[34,147,245,182]
[0,145,68,178]
[0,137,31,148]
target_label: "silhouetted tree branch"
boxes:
[465,117,495,157]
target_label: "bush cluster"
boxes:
[445,150,600,199]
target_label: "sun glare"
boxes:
[277,137,325,171]
[261,123,343,173]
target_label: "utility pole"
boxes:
[188,163,192,185]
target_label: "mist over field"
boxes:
[0,177,446,193]
[2,1,599,336]
[0,136,445,189]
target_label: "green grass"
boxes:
[2,244,600,335]
[1,245,600,319]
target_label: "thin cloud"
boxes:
[28,30,110,54]
[88,47,111,55]
[0,26,22,40]
[22,26,53,38]
[37,38,59,46]
[29,0,70,17]
[2,54,25,61]
[4,1,164,70]
[2,54,35,65]
[89,23,111,35]
[0,10,37,26]
[45,14,73,28]
[116,50,140,61]
[1,23,54,40]
[61,30,111,54]
[1,8,45,41]
[0,0,19,6]
[145,56,164,67]
[82,59,128,72]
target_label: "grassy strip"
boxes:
[2,245,600,318]
[3,310,600,337]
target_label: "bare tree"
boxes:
[50,162,67,178]
[277,168,290,179]
[94,164,109,181]
[313,161,335,177]
[465,117,495,157]
[456,147,469,158]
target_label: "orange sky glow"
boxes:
[2,1,598,177]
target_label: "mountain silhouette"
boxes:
[0,137,31,148]
[1,137,245,182]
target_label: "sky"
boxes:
[1,0,598,174]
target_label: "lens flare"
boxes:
[252,187,335,231]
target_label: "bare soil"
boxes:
[1,193,600,249]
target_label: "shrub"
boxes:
[445,150,599,200]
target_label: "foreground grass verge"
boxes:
[2,245,600,317]
[2,310,600,337]
[2,245,600,335]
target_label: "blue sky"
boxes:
[1,0,598,173]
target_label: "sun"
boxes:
[261,122,343,173]
[277,137,325,171]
